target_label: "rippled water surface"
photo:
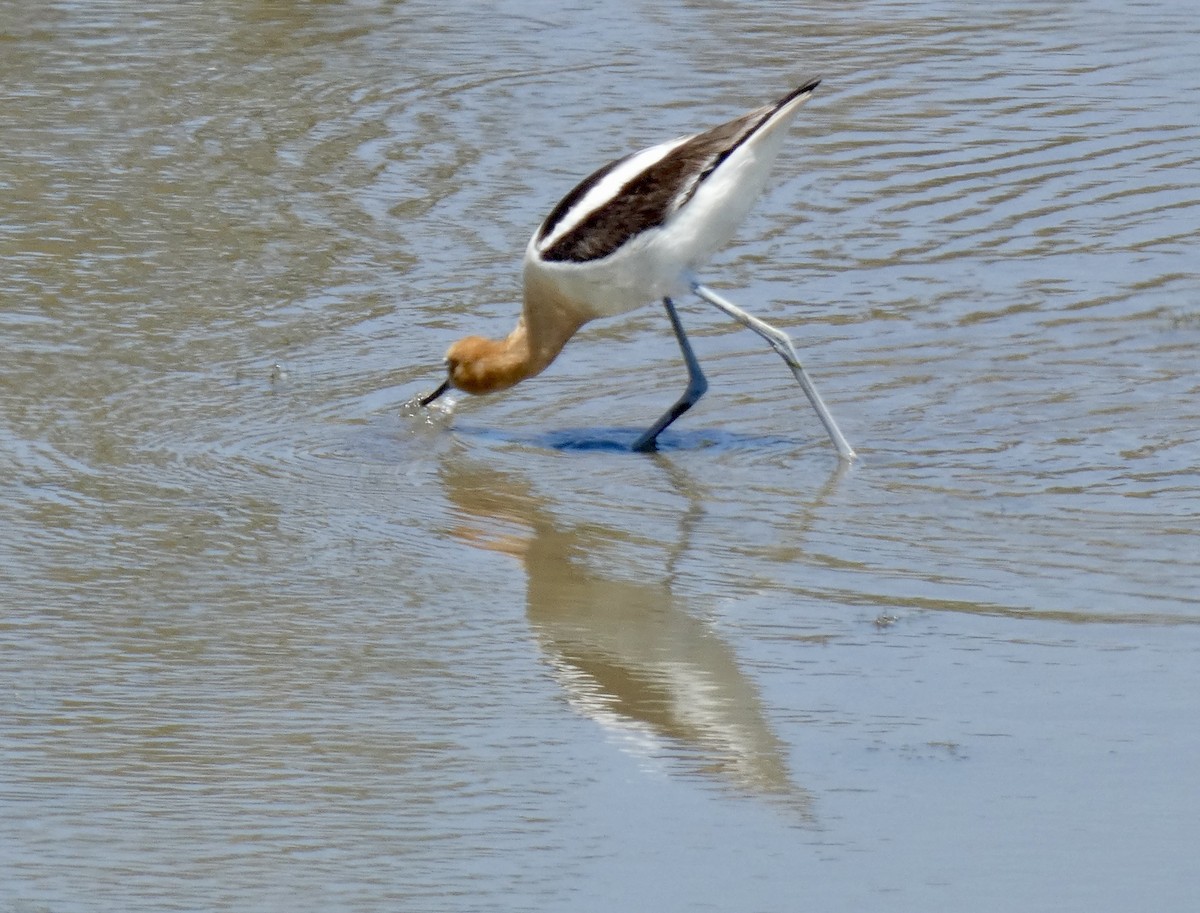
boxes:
[3,1,1199,910]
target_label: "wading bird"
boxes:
[420,78,855,460]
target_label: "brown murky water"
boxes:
[3,1,1198,910]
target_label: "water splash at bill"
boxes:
[402,391,457,420]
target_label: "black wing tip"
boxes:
[779,77,822,107]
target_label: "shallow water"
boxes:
[3,1,1199,910]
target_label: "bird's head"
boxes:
[419,335,527,405]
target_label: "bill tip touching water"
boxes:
[418,78,856,461]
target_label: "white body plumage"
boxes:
[525,86,816,319]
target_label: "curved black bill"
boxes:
[419,378,451,407]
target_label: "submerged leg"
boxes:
[691,281,856,462]
[632,297,709,453]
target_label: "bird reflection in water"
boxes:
[440,458,813,814]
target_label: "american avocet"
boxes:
[421,78,855,460]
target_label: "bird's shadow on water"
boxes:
[453,424,805,454]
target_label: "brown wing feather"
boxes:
[537,80,819,264]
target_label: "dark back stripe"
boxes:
[537,79,819,264]
[535,152,635,250]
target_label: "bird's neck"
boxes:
[474,317,572,388]
[453,311,583,396]
[517,269,590,379]
[461,326,539,393]
[451,270,590,395]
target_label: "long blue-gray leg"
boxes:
[691,281,856,462]
[632,297,709,453]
